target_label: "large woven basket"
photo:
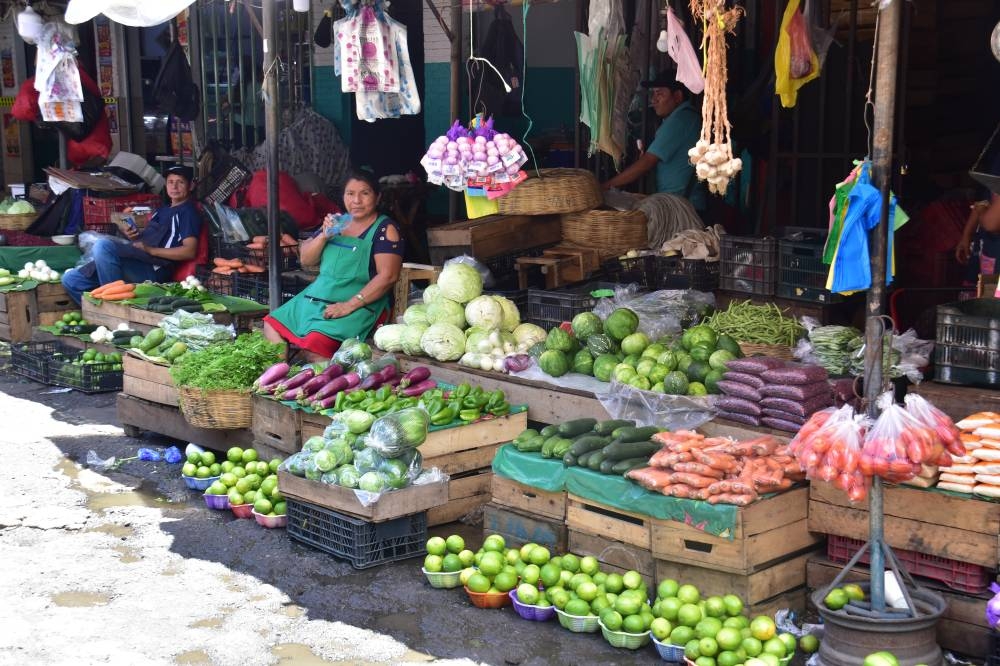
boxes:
[178,386,253,429]
[738,342,796,361]
[0,212,38,231]
[561,209,648,260]
[497,168,602,215]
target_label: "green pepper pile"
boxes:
[324,385,417,418]
[420,383,510,427]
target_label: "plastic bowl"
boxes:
[252,508,287,528]
[508,589,556,621]
[651,636,687,662]
[203,492,230,510]
[464,586,511,609]
[51,234,76,246]
[422,568,463,589]
[554,607,600,633]
[780,654,794,666]
[230,503,254,519]
[598,618,651,650]
[182,474,220,491]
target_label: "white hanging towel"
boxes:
[666,7,704,95]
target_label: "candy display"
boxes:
[420,115,529,193]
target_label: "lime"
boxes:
[722,593,744,617]
[577,581,599,602]
[195,466,211,479]
[561,553,581,573]
[425,536,447,556]
[540,563,562,588]
[241,448,258,463]
[777,632,797,655]
[528,546,550,566]
[717,650,741,666]
[478,551,503,577]
[273,501,286,515]
[604,572,624,594]
[622,614,645,634]
[442,554,463,573]
[799,634,819,654]
[521,564,540,585]
[622,570,643,590]
[699,636,719,658]
[253,498,272,514]
[823,587,849,611]
[657,578,680,600]
[482,534,505,552]
[670,625,695,646]
[493,571,517,592]
[659,597,682,621]
[458,549,475,567]
[565,598,590,616]
[843,583,865,601]
[467,573,491,593]
[716,627,743,651]
[685,639,701,660]
[601,610,623,631]
[424,554,443,572]
[677,584,701,604]
[741,636,763,657]
[704,595,726,618]
[226,447,244,463]
[696,617,723,639]
[750,615,776,641]
[515,582,539,604]
[445,534,465,554]
[181,462,197,477]
[677,603,703,628]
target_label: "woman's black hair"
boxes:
[343,167,380,195]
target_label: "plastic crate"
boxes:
[484,245,554,286]
[241,245,299,273]
[602,254,658,288]
[655,256,720,291]
[525,281,621,330]
[195,267,237,296]
[934,298,1000,386]
[232,274,309,305]
[776,239,843,303]
[210,236,247,260]
[486,288,528,315]
[285,498,426,569]
[10,341,58,382]
[827,535,991,594]
[82,193,161,229]
[47,354,123,393]
[720,236,778,296]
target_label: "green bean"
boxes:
[704,300,804,346]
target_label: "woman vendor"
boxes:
[263,170,403,360]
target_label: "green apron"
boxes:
[270,216,389,343]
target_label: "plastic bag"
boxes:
[509,361,610,394]
[805,0,838,69]
[787,4,817,78]
[788,405,869,501]
[861,392,941,483]
[592,288,715,340]
[353,354,399,380]
[987,582,1000,629]
[212,202,250,243]
[351,466,450,507]
[332,337,373,368]
[597,379,717,431]
[159,310,235,351]
[86,450,116,470]
[444,254,495,289]
[903,393,965,458]
[366,407,429,458]
[775,0,820,108]
[75,230,131,269]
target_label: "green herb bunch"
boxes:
[169,331,283,390]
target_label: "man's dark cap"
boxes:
[640,69,685,91]
[166,165,194,182]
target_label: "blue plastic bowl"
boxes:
[183,474,219,491]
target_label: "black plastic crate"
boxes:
[655,256,720,291]
[483,245,554,285]
[601,254,658,288]
[241,245,299,273]
[525,281,624,330]
[934,298,1000,386]
[486,288,528,315]
[10,341,59,382]
[777,239,843,303]
[47,350,123,393]
[285,498,426,569]
[210,235,247,260]
[195,267,237,296]
[232,274,308,305]
[720,236,777,296]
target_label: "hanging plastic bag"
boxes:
[861,392,940,483]
[665,8,704,95]
[788,405,869,502]
[774,0,820,108]
[903,393,965,459]
[805,0,838,69]
[787,4,817,78]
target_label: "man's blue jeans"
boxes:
[61,238,162,305]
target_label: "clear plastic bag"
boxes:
[444,254,495,289]
[903,393,965,459]
[75,230,131,269]
[159,310,235,351]
[788,405,869,502]
[597,379,717,431]
[592,288,716,340]
[861,392,935,483]
[366,407,429,458]
[332,337,373,367]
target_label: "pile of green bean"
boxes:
[704,301,805,346]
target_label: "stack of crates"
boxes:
[720,236,778,296]
[934,298,1000,386]
[776,231,842,303]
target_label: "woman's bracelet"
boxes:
[355,292,366,304]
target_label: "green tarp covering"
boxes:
[491,444,568,493]
[0,246,81,272]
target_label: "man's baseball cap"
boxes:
[165,165,194,182]
[640,68,685,91]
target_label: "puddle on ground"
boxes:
[86,522,133,539]
[54,458,80,481]
[372,611,422,643]
[51,591,110,607]
[174,650,212,665]
[54,456,170,512]
[189,617,224,629]
[272,643,327,664]
[282,604,304,619]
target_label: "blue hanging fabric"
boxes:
[829,162,895,294]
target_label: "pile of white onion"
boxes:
[18,260,59,282]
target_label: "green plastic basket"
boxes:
[554,607,600,633]
[598,618,651,649]
[421,567,462,589]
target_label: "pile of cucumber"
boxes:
[144,296,204,313]
[511,418,661,476]
[130,328,190,364]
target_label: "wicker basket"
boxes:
[178,386,253,429]
[560,209,648,259]
[0,212,38,231]
[738,342,796,361]
[497,168,602,215]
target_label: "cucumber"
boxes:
[540,424,559,438]
[611,457,652,474]
[576,450,597,468]
[594,419,635,436]
[599,459,618,474]
[587,450,606,471]
[602,439,660,462]
[569,435,610,457]
[557,418,598,438]
[611,425,661,443]
[562,452,578,467]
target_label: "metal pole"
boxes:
[448,0,461,223]
[263,0,282,310]
[864,0,902,615]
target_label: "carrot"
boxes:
[213,257,243,268]
[100,289,136,301]
[252,235,268,245]
[243,264,266,273]
[96,283,135,298]
[245,242,266,250]
[212,266,235,275]
[91,280,126,297]
[280,233,298,247]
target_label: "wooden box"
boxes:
[568,529,655,586]
[0,290,36,342]
[34,282,75,326]
[427,468,492,527]
[122,354,178,406]
[299,411,329,443]
[427,214,562,266]
[490,475,566,521]
[482,502,567,552]
[651,486,821,575]
[82,299,235,334]
[251,395,301,455]
[566,494,653,550]
[808,483,1000,569]
[277,470,448,522]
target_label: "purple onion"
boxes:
[504,354,532,373]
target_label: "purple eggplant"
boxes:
[397,366,431,390]
[297,373,333,401]
[399,379,437,397]
[276,367,315,393]
[279,386,305,401]
[257,379,283,395]
[319,362,345,379]
[311,376,350,402]
[254,362,290,390]
[358,365,398,391]
[313,393,340,410]
[343,372,361,389]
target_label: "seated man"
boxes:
[62,165,201,304]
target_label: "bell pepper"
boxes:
[347,390,367,404]
[333,391,347,412]
[487,389,506,409]
[375,385,392,402]
[459,408,481,423]
[424,397,444,417]
[489,401,510,417]
[430,404,458,426]
[453,383,471,400]
[469,386,484,400]
[462,395,481,410]
[367,400,385,413]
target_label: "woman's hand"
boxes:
[323,301,355,319]
[320,214,337,238]
[956,236,973,264]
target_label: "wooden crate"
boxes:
[482,502,567,552]
[277,470,448,522]
[82,299,236,334]
[651,487,821,575]
[654,549,819,607]
[122,354,178,406]
[0,290,37,342]
[566,494,653,550]
[568,529,654,586]
[490,475,566,521]
[808,483,1000,569]
[427,214,562,266]
[35,283,75,326]
[806,556,991,658]
[251,395,301,456]
[299,411,329,442]
[427,468,492,527]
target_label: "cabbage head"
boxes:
[422,284,442,304]
[426,297,466,329]
[367,407,429,457]
[7,200,34,215]
[437,262,483,304]
[465,295,503,330]
[402,303,429,326]
[493,295,521,331]
[513,322,547,348]
[465,327,494,353]
[420,322,466,361]
[373,324,406,352]
[400,324,427,356]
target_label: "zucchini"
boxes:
[599,458,618,474]
[611,425,661,443]
[562,452,578,467]
[576,450,597,468]
[611,457,652,474]
[558,418,598,438]
[594,419,635,436]
[569,435,610,457]
[540,424,559,438]
[587,451,606,471]
[602,439,660,462]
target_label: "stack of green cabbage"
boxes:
[373,261,548,370]
[0,198,35,215]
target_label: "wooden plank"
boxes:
[424,443,501,476]
[35,282,74,312]
[748,587,807,619]
[426,214,562,259]
[806,557,990,658]
[565,495,652,550]
[251,395,301,456]
[116,392,257,451]
[482,502,567,552]
[810,482,1000,537]
[299,412,329,442]
[490,475,566,521]
[278,470,448,522]
[447,469,493,500]
[740,486,810,537]
[655,550,816,606]
[906,381,1000,423]
[123,375,179,406]
[651,518,821,575]
[427,493,490,527]
[38,311,74,326]
[568,529,655,582]
[418,411,527,459]
[807,500,997,569]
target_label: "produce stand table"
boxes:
[122,354,177,406]
[31,328,118,356]
[426,214,562,267]
[82,297,266,334]
[905,381,1000,422]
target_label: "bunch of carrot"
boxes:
[626,430,804,506]
[89,280,136,301]
[211,257,265,275]
[244,234,298,250]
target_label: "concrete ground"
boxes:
[0,351,685,666]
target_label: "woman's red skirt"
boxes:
[264,309,390,358]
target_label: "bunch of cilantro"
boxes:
[169,331,284,390]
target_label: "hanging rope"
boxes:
[519,0,538,175]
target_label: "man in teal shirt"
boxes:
[602,69,705,212]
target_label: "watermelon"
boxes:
[573,349,595,376]
[586,333,617,357]
[593,354,619,382]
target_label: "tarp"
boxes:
[491,443,568,493]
